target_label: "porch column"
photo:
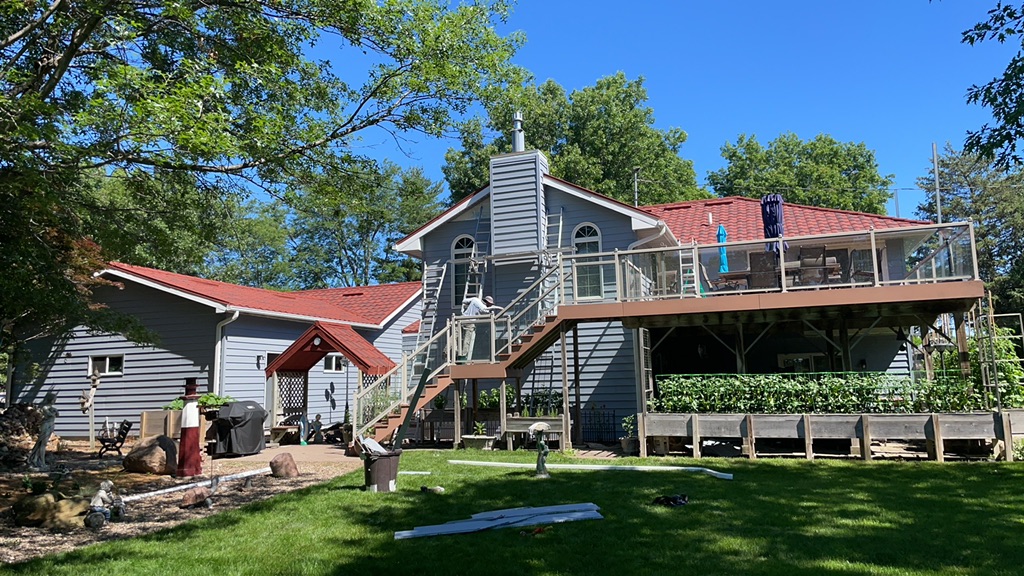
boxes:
[560,323,572,452]
[839,317,852,372]
[572,325,582,446]
[735,322,746,374]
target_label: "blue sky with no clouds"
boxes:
[357,1,1017,218]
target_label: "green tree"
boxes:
[915,144,1024,312]
[204,199,294,289]
[962,2,1024,167]
[0,0,523,372]
[707,133,894,213]
[289,160,443,287]
[444,73,706,204]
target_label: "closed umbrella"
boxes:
[717,224,729,273]
[761,194,788,254]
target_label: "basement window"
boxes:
[89,355,124,376]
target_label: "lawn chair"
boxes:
[97,419,132,457]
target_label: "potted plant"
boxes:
[461,421,495,450]
[620,414,639,455]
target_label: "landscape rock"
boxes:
[270,453,299,478]
[12,493,90,528]
[180,486,212,508]
[123,435,177,475]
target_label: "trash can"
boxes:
[362,448,402,493]
[212,401,268,457]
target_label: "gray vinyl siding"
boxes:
[16,283,219,438]
[422,208,486,315]
[221,316,307,410]
[489,152,548,258]
[366,299,421,363]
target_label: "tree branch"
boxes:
[0,0,65,50]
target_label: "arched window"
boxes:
[573,224,603,299]
[452,235,476,306]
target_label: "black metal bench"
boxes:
[97,419,133,457]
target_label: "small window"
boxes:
[778,353,827,373]
[89,355,124,376]
[324,354,348,373]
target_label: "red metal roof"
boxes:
[264,322,396,376]
[298,282,420,325]
[402,320,421,334]
[103,263,418,327]
[643,196,928,245]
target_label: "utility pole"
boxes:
[633,167,640,207]
[932,142,942,224]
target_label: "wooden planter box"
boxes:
[643,411,1018,462]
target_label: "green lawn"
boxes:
[7,450,1024,576]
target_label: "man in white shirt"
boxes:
[460,295,501,361]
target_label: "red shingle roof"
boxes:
[643,196,927,245]
[264,322,396,376]
[298,282,420,326]
[103,263,418,327]
[402,320,421,334]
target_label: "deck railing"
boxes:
[454,222,979,365]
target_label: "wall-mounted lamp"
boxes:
[256,354,265,369]
[313,336,322,346]
[858,359,868,371]
[895,327,906,342]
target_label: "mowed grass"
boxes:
[6,450,1024,576]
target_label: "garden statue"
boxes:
[529,422,550,478]
[309,414,324,444]
[27,392,59,470]
[89,480,115,521]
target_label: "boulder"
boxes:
[123,435,177,475]
[180,486,212,508]
[12,493,90,528]
[270,453,299,478]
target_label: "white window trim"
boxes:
[89,355,124,377]
[451,234,476,309]
[573,222,604,300]
[323,353,348,373]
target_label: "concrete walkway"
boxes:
[216,442,359,465]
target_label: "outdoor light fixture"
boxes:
[895,327,906,342]
[313,336,322,346]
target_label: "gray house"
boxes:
[365,128,983,446]
[13,263,421,438]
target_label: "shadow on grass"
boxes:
[7,451,1024,576]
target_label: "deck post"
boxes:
[735,322,746,374]
[453,380,462,450]
[500,379,509,450]
[929,413,944,462]
[999,411,1014,462]
[560,324,572,452]
[839,317,852,372]
[572,325,582,446]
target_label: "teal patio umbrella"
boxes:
[717,224,729,273]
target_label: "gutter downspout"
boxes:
[213,310,240,395]
[628,220,669,250]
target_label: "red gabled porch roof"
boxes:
[264,321,396,377]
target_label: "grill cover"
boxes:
[214,401,268,456]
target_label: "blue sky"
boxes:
[363,1,1017,218]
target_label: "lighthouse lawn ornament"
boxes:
[177,378,203,477]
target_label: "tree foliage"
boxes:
[287,160,443,288]
[707,133,894,214]
[962,2,1024,167]
[203,198,294,289]
[916,145,1024,312]
[0,0,523,360]
[443,73,707,204]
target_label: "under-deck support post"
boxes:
[840,317,852,372]
[453,380,462,450]
[735,322,746,374]
[572,325,582,446]
[560,324,572,452]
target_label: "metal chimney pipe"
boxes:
[512,111,525,152]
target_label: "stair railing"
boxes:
[354,322,453,438]
[493,257,572,359]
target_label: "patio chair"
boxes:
[748,252,779,289]
[97,419,132,458]
[798,245,840,286]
